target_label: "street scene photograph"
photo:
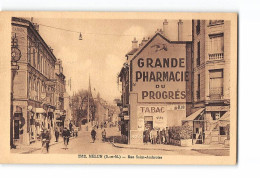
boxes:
[8,14,234,158]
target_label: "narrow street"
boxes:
[30,127,209,156]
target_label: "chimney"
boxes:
[141,37,147,44]
[163,19,169,38]
[49,46,53,53]
[33,23,39,32]
[178,19,183,41]
[132,37,138,49]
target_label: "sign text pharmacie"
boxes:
[134,57,189,101]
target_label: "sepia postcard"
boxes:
[0,12,237,165]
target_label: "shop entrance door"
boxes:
[144,116,153,130]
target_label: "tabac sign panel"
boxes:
[131,34,189,103]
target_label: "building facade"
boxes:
[190,20,230,144]
[53,59,66,128]
[119,20,192,144]
[118,19,231,145]
[11,17,66,146]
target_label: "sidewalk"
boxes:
[11,133,79,154]
[111,142,229,152]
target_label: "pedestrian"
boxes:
[74,126,78,137]
[91,128,97,143]
[102,129,106,142]
[55,127,59,142]
[168,127,173,145]
[165,127,170,144]
[62,127,70,149]
[69,121,73,132]
[143,130,149,144]
[41,129,51,153]
[151,128,157,144]
[149,129,153,144]
[157,129,161,144]
[161,129,165,144]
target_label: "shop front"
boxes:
[35,108,46,140]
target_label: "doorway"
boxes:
[144,116,153,130]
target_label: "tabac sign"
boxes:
[131,33,191,103]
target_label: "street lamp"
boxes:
[10,33,21,149]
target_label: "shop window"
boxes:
[219,126,226,135]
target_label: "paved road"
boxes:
[32,127,207,155]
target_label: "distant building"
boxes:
[93,92,109,126]
[54,59,66,128]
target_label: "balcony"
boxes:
[209,53,224,60]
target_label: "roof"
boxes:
[126,48,138,56]
[129,33,192,63]
[185,108,205,121]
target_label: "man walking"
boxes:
[55,127,59,142]
[62,127,70,149]
[91,128,97,143]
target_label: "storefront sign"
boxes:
[131,35,190,103]
[138,105,167,130]
[166,104,186,111]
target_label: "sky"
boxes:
[33,18,192,103]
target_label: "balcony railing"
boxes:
[209,53,224,60]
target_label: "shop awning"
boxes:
[219,110,230,121]
[184,108,205,121]
[36,108,46,113]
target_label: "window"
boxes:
[28,42,31,64]
[33,49,36,67]
[219,126,226,135]
[197,74,200,100]
[209,69,223,99]
[197,41,200,66]
[37,53,40,70]
[209,20,224,26]
[211,111,225,120]
[196,20,200,34]
[209,33,224,60]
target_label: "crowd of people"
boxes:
[143,127,173,144]
[40,121,79,153]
